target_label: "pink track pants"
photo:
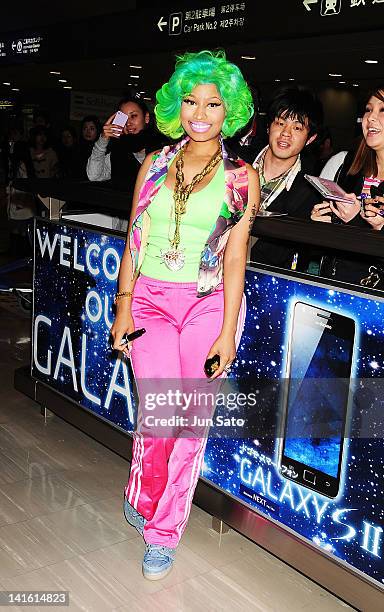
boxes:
[124,275,246,548]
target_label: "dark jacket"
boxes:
[250,161,319,269]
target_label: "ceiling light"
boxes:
[352,83,359,87]
[339,81,346,84]
[58,79,67,83]
[139,91,145,93]
[11,88,19,91]
[63,86,72,89]
[241,55,256,60]
[130,74,140,79]
[289,78,295,81]
[329,73,342,77]
[143,97,151,101]
[274,79,281,82]
[2,82,10,86]
[50,71,61,75]
[129,64,142,69]
[365,59,378,64]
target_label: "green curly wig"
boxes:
[155,50,254,139]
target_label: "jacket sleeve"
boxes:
[86,136,111,181]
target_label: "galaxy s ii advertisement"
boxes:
[203,268,384,589]
[32,220,384,587]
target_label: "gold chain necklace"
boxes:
[161,144,223,271]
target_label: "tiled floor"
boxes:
[0,298,353,611]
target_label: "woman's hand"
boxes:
[329,194,360,223]
[102,113,124,141]
[110,308,135,358]
[311,201,332,223]
[361,197,384,231]
[205,331,236,380]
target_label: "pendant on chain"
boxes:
[160,248,186,271]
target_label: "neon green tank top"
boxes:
[140,162,224,282]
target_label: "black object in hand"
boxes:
[370,181,384,199]
[121,328,146,345]
[204,354,220,377]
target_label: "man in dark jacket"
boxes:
[250,87,323,270]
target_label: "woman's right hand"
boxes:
[110,310,135,358]
[102,113,124,141]
[329,194,360,223]
[311,201,332,223]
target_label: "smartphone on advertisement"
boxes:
[279,302,355,498]
[304,175,357,205]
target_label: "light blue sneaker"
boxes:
[142,544,176,580]
[123,497,146,536]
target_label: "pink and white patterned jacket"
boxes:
[129,136,249,297]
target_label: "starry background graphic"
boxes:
[204,270,384,587]
[33,220,136,431]
[33,221,384,586]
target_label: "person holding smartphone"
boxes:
[110,50,259,580]
[311,85,384,287]
[87,97,163,193]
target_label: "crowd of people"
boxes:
[1,97,165,248]
[1,98,163,185]
[1,70,384,286]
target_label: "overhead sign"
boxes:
[155,3,248,38]
[0,99,14,109]
[298,0,384,27]
[152,0,384,45]
[0,32,46,63]
[0,2,383,66]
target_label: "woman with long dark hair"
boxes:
[87,97,164,191]
[311,85,384,287]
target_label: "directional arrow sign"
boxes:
[157,16,167,32]
[303,0,318,11]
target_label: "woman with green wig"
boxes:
[111,49,259,580]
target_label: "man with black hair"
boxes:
[250,87,323,270]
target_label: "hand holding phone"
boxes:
[329,198,361,224]
[120,328,146,345]
[102,110,128,140]
[204,354,220,378]
[112,110,128,128]
[109,328,146,352]
[305,175,357,205]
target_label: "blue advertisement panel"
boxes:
[203,270,384,588]
[32,219,384,588]
[32,219,136,431]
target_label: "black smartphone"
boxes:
[279,302,355,498]
[204,354,220,377]
[110,328,146,350]
[121,328,146,345]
